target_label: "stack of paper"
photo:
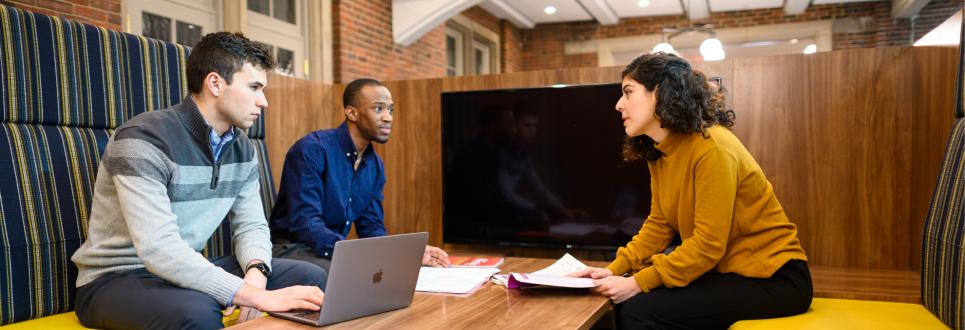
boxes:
[507,273,597,288]
[415,267,500,294]
[492,253,589,286]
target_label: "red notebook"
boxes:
[448,256,504,268]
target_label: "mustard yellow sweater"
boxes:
[607,126,807,292]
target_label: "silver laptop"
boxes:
[269,232,428,326]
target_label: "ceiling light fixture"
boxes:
[700,37,725,61]
[803,44,817,54]
[652,42,677,55]
[651,25,726,61]
[638,0,651,7]
[544,6,557,15]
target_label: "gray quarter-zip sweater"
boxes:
[71,97,272,306]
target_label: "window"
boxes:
[445,29,464,76]
[247,0,307,78]
[140,11,204,47]
[176,21,203,47]
[445,17,499,77]
[276,47,295,76]
[247,0,296,24]
[141,12,171,42]
[247,0,270,16]
[128,0,325,81]
[273,0,296,24]
[128,0,217,48]
[472,40,491,75]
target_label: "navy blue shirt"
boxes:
[270,122,387,258]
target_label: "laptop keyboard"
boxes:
[295,311,320,319]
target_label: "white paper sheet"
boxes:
[531,253,589,276]
[415,267,500,294]
[491,253,589,286]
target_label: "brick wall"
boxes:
[334,0,446,83]
[832,0,963,49]
[501,20,524,73]
[458,5,524,74]
[522,0,963,71]
[461,5,499,32]
[2,0,120,30]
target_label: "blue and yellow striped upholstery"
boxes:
[0,4,275,325]
[920,11,965,330]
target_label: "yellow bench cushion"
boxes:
[731,298,949,330]
[0,310,243,329]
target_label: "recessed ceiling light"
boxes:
[638,0,650,7]
[790,38,799,44]
[803,44,817,54]
[544,6,557,14]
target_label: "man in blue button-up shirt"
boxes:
[270,78,450,274]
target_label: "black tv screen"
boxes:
[442,83,651,249]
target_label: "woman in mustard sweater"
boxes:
[570,53,812,328]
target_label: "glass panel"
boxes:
[473,41,491,74]
[276,47,295,76]
[248,0,270,16]
[273,0,296,24]
[446,35,456,70]
[475,48,484,74]
[142,12,171,42]
[175,21,203,47]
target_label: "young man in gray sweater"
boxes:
[71,32,325,329]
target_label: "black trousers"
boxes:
[272,236,332,275]
[74,256,327,330]
[616,259,812,330]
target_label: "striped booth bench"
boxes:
[0,4,275,328]
[733,10,964,330]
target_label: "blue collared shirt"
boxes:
[209,128,235,160]
[270,122,387,258]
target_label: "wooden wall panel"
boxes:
[264,74,332,188]
[730,48,916,269]
[263,47,958,269]
[910,47,959,272]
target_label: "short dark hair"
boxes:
[343,78,385,109]
[621,52,734,162]
[186,32,274,94]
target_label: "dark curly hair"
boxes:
[186,32,275,94]
[621,52,735,162]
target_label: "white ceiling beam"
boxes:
[892,0,931,18]
[784,0,810,16]
[682,0,710,20]
[577,0,619,25]
[393,0,485,46]
[478,0,535,29]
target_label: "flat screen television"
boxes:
[441,83,651,249]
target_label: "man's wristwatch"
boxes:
[245,262,271,278]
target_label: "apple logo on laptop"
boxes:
[372,268,383,284]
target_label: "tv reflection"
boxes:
[445,104,644,244]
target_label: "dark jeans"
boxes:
[74,256,327,330]
[272,236,332,275]
[616,259,812,330]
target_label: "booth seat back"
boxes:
[920,9,965,330]
[0,5,275,324]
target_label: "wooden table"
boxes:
[229,258,612,329]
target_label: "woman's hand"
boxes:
[592,276,642,304]
[566,267,613,279]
